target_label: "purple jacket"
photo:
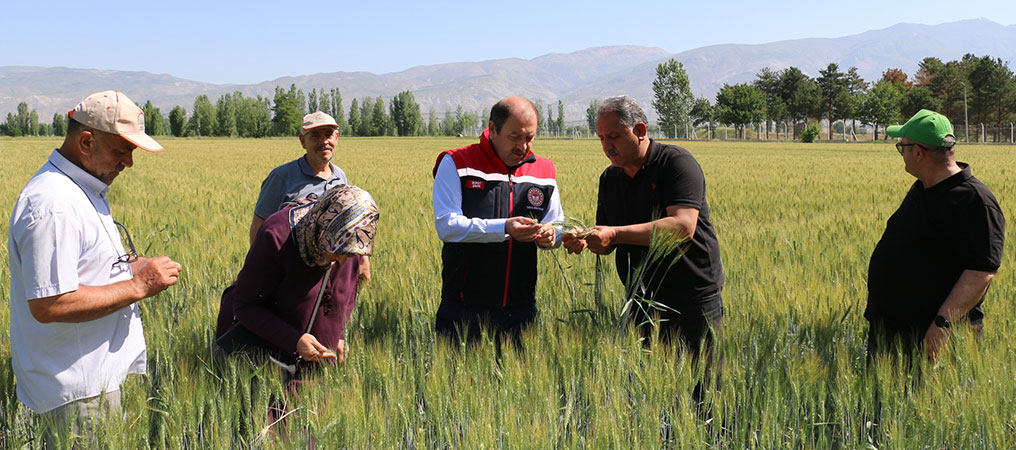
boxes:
[215,206,360,358]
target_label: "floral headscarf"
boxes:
[290,185,379,267]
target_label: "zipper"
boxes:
[502,173,514,308]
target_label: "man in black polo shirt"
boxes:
[866,109,1005,361]
[562,96,724,355]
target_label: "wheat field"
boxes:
[1,136,1014,448]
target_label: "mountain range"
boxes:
[2,18,1014,124]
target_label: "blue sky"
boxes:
[2,0,1014,84]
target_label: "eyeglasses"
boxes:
[112,220,138,268]
[895,142,923,155]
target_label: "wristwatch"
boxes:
[934,315,951,329]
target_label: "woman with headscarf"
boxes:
[215,184,379,367]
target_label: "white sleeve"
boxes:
[432,154,508,243]
[14,211,82,300]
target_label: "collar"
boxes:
[48,149,109,198]
[621,139,656,178]
[923,162,972,193]
[298,156,340,180]
[480,128,536,173]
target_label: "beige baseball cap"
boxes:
[302,111,338,134]
[68,90,164,152]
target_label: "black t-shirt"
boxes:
[596,140,724,305]
[865,163,1005,328]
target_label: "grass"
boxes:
[0,136,1015,448]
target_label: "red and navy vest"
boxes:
[432,130,558,310]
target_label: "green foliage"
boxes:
[328,88,347,134]
[715,83,766,139]
[390,91,423,137]
[858,81,905,140]
[652,58,694,138]
[271,84,304,137]
[358,97,373,136]
[28,110,39,136]
[557,100,565,137]
[236,95,272,138]
[188,95,217,137]
[168,106,187,137]
[964,53,1016,141]
[801,123,821,142]
[51,112,66,137]
[214,94,238,137]
[347,98,361,136]
[142,101,165,136]
[690,97,713,127]
[427,108,439,136]
[780,67,822,136]
[817,63,850,139]
[533,100,546,135]
[1,102,34,137]
[370,96,389,136]
[308,88,319,115]
[585,99,600,134]
[902,86,943,118]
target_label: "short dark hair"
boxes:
[66,117,85,135]
[489,98,537,133]
[597,96,648,129]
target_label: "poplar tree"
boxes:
[652,58,694,138]
[169,106,187,137]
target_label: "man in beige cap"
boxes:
[249,111,369,279]
[7,90,182,445]
[249,111,348,243]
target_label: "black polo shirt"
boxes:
[596,140,724,305]
[865,163,1005,328]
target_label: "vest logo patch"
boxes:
[527,187,545,207]
[466,180,485,189]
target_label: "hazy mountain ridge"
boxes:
[2,19,1013,124]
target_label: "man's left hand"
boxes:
[924,323,950,362]
[535,224,556,248]
[358,255,371,283]
[585,226,618,255]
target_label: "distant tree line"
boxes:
[7,53,1014,142]
[651,53,1016,142]
[1,85,499,139]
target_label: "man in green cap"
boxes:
[865,109,1005,361]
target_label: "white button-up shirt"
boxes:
[8,149,146,413]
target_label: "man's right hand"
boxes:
[505,217,543,242]
[561,231,588,254]
[131,256,182,299]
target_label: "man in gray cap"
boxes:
[866,109,1005,361]
[7,90,182,444]
[248,111,348,244]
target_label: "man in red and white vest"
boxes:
[431,96,565,343]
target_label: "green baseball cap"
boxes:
[886,109,955,148]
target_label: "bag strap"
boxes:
[304,263,334,334]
